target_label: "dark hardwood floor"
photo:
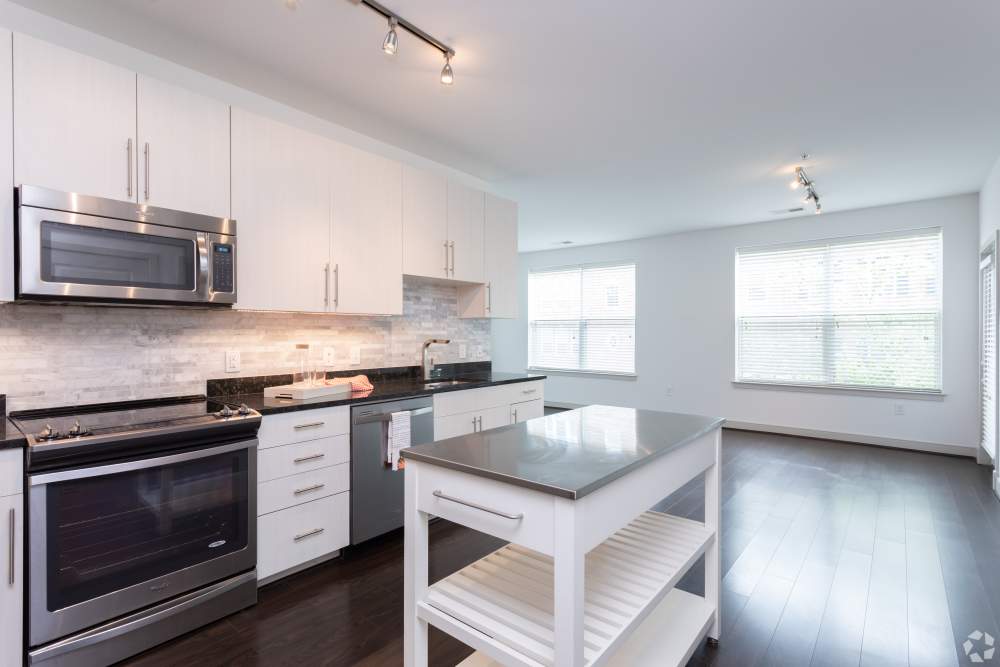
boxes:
[124,430,1000,667]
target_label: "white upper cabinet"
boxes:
[232,109,330,313]
[137,76,230,217]
[330,142,403,315]
[402,165,449,279]
[446,181,485,283]
[0,29,13,302]
[459,193,519,318]
[13,34,136,202]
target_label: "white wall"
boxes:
[493,194,980,453]
[982,155,1000,247]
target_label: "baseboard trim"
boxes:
[724,420,976,458]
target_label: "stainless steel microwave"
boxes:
[15,185,237,307]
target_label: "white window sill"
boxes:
[732,380,945,399]
[528,367,637,379]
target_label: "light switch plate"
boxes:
[225,350,241,374]
[323,347,336,365]
[459,344,468,359]
[350,347,361,365]
[893,402,905,416]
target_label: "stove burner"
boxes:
[37,424,60,441]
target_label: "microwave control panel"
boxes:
[212,243,235,293]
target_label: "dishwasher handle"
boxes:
[353,406,432,425]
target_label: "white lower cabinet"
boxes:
[257,462,349,515]
[257,435,350,482]
[510,397,544,423]
[0,450,22,667]
[433,382,545,440]
[257,491,349,582]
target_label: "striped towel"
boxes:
[328,375,374,393]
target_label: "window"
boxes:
[528,263,636,374]
[735,228,943,392]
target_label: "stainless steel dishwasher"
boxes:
[350,396,434,544]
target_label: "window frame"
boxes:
[527,260,638,377]
[732,227,944,395]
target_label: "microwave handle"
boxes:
[29,439,256,486]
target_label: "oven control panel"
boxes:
[212,243,235,293]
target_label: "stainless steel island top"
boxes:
[400,405,724,499]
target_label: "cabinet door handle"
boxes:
[472,416,478,433]
[449,241,456,276]
[477,415,483,431]
[294,421,325,430]
[293,527,325,542]
[293,453,325,464]
[143,141,150,201]
[324,263,330,308]
[486,282,492,313]
[294,483,326,496]
[126,138,133,198]
[443,241,450,276]
[7,508,13,586]
[333,263,339,308]
[512,408,518,423]
[432,490,523,521]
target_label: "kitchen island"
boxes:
[401,405,724,667]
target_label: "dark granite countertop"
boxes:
[212,372,546,416]
[401,405,724,499]
[0,418,26,449]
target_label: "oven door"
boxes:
[17,205,232,305]
[28,440,256,647]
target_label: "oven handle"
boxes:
[29,439,257,486]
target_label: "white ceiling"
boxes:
[14,0,1000,251]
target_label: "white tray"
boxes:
[263,382,353,400]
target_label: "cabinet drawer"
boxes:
[499,381,544,405]
[415,463,554,555]
[257,492,349,581]
[258,462,349,516]
[433,387,495,418]
[258,435,349,482]
[257,406,350,449]
[0,449,23,498]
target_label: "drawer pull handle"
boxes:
[432,490,524,521]
[294,453,325,464]
[293,527,325,542]
[7,508,13,586]
[522,389,537,395]
[294,483,326,496]
[294,421,325,430]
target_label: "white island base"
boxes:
[403,407,722,667]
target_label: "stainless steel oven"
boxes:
[15,185,237,306]
[27,440,256,652]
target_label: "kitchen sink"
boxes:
[421,379,477,389]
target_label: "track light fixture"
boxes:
[358,0,457,85]
[382,16,398,55]
[791,164,822,215]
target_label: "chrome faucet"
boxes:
[422,338,451,380]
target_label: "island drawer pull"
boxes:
[294,453,325,464]
[294,483,326,495]
[521,388,537,395]
[294,421,325,430]
[293,527,325,542]
[432,490,524,521]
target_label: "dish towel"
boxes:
[327,375,374,392]
[388,410,411,471]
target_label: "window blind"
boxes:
[528,263,636,374]
[735,229,942,392]
[982,251,996,455]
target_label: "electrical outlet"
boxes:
[350,346,361,365]
[323,347,336,365]
[225,350,241,374]
[893,402,905,416]
[665,385,674,397]
[459,344,468,359]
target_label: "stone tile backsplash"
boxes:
[0,277,490,411]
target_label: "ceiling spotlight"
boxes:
[440,52,454,85]
[285,0,299,9]
[382,17,398,55]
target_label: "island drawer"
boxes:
[433,381,544,418]
[257,405,350,449]
[257,462,349,516]
[257,491,349,581]
[0,449,22,497]
[415,463,555,555]
[258,434,350,482]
